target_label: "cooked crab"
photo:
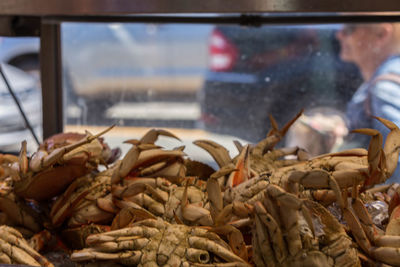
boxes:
[252,184,360,267]
[71,218,250,266]
[203,117,400,213]
[112,176,213,227]
[11,126,115,201]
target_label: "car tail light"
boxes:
[209,29,238,71]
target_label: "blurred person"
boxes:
[336,23,400,183]
[285,107,348,157]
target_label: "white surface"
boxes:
[105,102,200,120]
[64,125,250,168]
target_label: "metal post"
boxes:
[40,21,63,139]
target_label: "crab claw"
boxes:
[267,109,303,138]
[253,110,303,156]
[206,177,223,222]
[18,141,29,175]
[193,140,232,168]
[111,144,155,184]
[111,206,156,230]
[353,116,400,188]
[387,190,400,235]
[140,129,181,144]
[375,116,400,178]
[210,225,249,262]
[181,181,213,226]
[352,128,384,188]
[227,145,251,188]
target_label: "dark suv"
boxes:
[198,24,363,142]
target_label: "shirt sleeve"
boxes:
[370,79,400,138]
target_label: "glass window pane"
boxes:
[63,22,400,166]
[0,36,41,153]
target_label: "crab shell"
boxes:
[14,126,115,201]
[112,176,213,227]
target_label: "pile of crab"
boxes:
[0,110,400,267]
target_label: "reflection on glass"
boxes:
[62,22,400,168]
[0,37,41,153]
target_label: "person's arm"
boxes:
[370,79,400,138]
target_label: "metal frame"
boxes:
[40,22,63,138]
[0,0,399,138]
[0,0,400,15]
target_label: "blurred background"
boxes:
[0,22,363,165]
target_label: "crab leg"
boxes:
[254,201,286,265]
[17,141,28,175]
[214,201,252,226]
[252,110,303,156]
[71,249,141,263]
[146,159,186,179]
[252,206,278,267]
[0,195,41,233]
[337,187,400,266]
[126,149,185,176]
[207,177,223,222]
[266,185,306,257]
[111,206,156,230]
[0,226,54,266]
[110,143,159,184]
[188,236,247,264]
[0,239,42,266]
[353,116,400,187]
[223,175,269,204]
[210,225,248,262]
[181,182,213,226]
[287,169,345,208]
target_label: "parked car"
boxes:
[0,63,41,153]
[198,25,363,142]
[61,23,212,122]
[0,37,40,79]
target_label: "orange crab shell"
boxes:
[14,162,91,201]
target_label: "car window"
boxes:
[60,22,367,166]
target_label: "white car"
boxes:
[0,63,41,153]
